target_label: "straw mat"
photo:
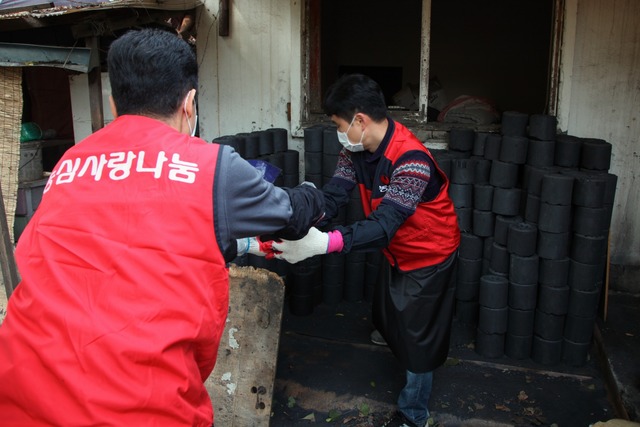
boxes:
[0,67,23,244]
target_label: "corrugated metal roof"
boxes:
[0,0,199,20]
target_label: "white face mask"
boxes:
[336,116,365,152]
[183,95,198,137]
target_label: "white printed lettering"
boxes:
[168,153,199,183]
[107,151,137,181]
[136,151,169,179]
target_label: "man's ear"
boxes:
[109,96,118,119]
[184,89,197,118]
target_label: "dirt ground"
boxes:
[271,298,618,427]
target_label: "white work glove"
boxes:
[271,227,343,264]
[236,237,275,258]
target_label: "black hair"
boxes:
[107,28,198,118]
[322,74,388,122]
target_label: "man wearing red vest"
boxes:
[272,74,460,427]
[0,28,324,426]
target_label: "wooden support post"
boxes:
[0,183,20,300]
[85,36,104,134]
[219,0,230,37]
[603,234,611,321]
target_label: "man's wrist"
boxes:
[326,230,344,253]
[238,237,252,256]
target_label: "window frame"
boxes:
[296,0,564,135]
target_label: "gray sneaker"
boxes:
[370,329,388,346]
[383,410,420,427]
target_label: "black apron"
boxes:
[373,251,458,373]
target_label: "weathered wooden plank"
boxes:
[206,265,285,427]
[0,183,19,301]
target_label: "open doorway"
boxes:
[429,0,553,115]
[320,1,422,108]
[306,0,555,125]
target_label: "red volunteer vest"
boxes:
[0,115,227,426]
[359,122,460,270]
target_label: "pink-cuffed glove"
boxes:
[237,237,277,259]
[271,227,343,264]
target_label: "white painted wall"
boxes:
[196,0,302,147]
[70,1,303,151]
[557,0,640,268]
[194,0,305,176]
[69,73,113,143]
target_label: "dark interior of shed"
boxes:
[320,0,553,119]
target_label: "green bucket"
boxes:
[20,122,42,143]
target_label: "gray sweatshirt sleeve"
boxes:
[215,145,310,259]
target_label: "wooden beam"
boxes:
[0,183,20,300]
[84,36,104,134]
[547,0,565,117]
[0,42,93,72]
[307,0,321,113]
[219,0,230,37]
[418,0,431,122]
[603,233,611,321]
